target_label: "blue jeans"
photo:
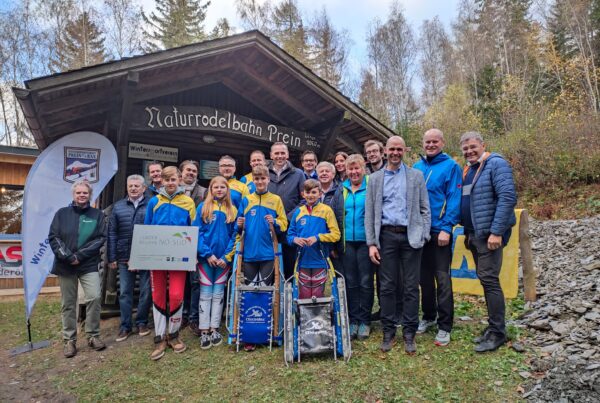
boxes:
[118,263,151,332]
[341,241,374,325]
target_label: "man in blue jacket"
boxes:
[460,131,517,353]
[413,129,462,347]
[108,174,152,342]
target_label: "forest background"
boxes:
[1,0,599,219]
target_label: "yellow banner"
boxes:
[450,209,521,298]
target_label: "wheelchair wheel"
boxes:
[336,277,352,362]
[283,282,294,365]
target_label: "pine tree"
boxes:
[209,18,232,39]
[50,11,107,72]
[271,0,309,65]
[143,0,210,50]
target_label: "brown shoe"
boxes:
[88,336,106,351]
[116,329,130,342]
[138,325,151,337]
[168,337,187,353]
[150,340,168,361]
[64,340,77,358]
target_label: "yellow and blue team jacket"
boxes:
[240,172,256,194]
[192,201,239,264]
[287,201,341,269]
[145,188,196,226]
[228,178,250,210]
[239,191,288,262]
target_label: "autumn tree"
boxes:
[308,7,349,89]
[235,0,272,32]
[419,16,454,108]
[143,0,210,50]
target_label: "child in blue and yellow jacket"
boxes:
[237,165,288,288]
[287,179,341,299]
[192,175,239,350]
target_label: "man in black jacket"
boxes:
[49,180,106,358]
[267,142,305,278]
[108,175,151,342]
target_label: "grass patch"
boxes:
[1,294,527,402]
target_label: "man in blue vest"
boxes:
[460,131,517,353]
[413,129,462,347]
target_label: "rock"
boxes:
[511,342,526,353]
[530,319,551,331]
[458,316,472,321]
[519,216,600,402]
[550,321,571,335]
[519,371,531,379]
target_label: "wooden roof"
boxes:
[12,30,394,156]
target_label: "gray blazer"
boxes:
[365,165,431,249]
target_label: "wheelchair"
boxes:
[283,249,352,365]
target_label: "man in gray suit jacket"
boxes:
[365,136,431,354]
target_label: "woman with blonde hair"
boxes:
[192,176,239,349]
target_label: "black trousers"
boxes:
[420,233,454,332]
[467,235,506,337]
[379,229,422,336]
[282,243,297,280]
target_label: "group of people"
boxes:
[48,129,517,361]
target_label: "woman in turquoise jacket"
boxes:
[340,154,374,341]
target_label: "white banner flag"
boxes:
[22,131,117,319]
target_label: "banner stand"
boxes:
[10,319,51,356]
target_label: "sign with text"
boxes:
[0,242,23,278]
[129,225,198,271]
[131,105,321,152]
[200,160,219,180]
[128,142,179,163]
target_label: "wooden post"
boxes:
[520,209,536,302]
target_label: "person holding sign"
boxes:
[460,132,516,353]
[49,180,106,358]
[192,176,239,350]
[144,166,197,361]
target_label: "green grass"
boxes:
[1,295,528,402]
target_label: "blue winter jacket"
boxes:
[144,188,196,226]
[192,200,239,264]
[107,196,148,262]
[413,153,462,234]
[462,152,517,243]
[341,176,368,242]
[287,201,341,269]
[239,191,288,262]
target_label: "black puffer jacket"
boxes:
[49,203,106,276]
[268,161,305,215]
[107,196,148,263]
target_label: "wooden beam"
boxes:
[236,64,323,123]
[113,71,139,202]
[38,87,119,115]
[318,111,349,160]
[337,133,362,153]
[135,74,223,103]
[221,77,293,126]
[520,209,537,302]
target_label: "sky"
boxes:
[140,0,461,84]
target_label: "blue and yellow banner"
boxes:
[450,209,522,298]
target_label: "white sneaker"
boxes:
[416,319,436,334]
[434,330,451,346]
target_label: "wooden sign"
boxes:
[131,105,321,152]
